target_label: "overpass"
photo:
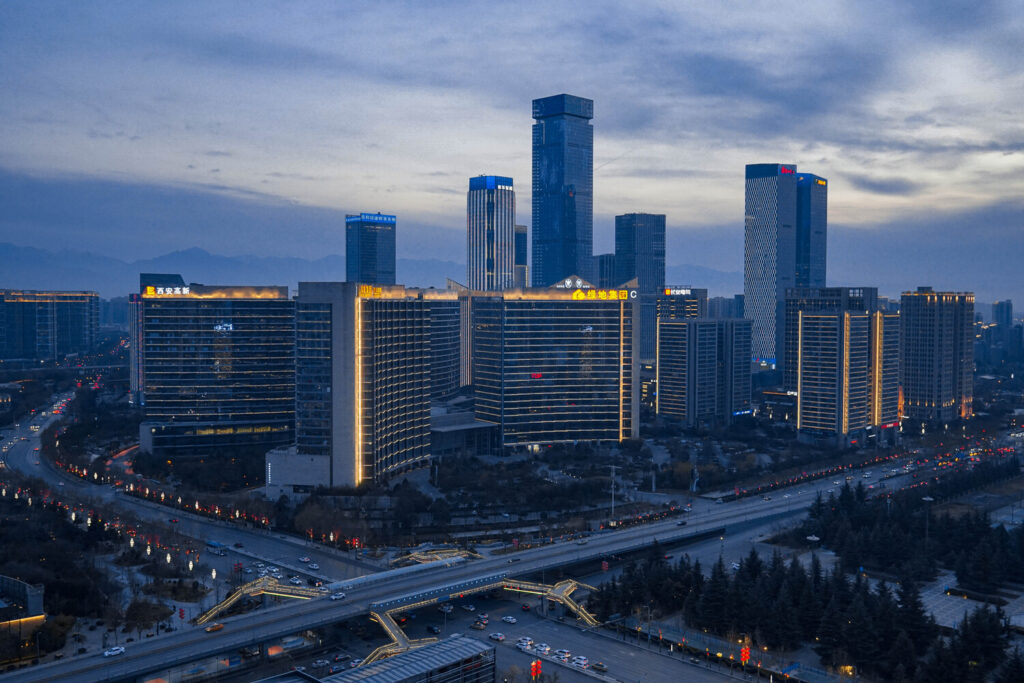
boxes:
[3,504,768,683]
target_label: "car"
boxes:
[255,562,265,568]
[292,666,305,672]
[516,643,533,652]
[534,643,551,655]
[103,646,125,657]
[489,632,505,641]
[309,563,320,570]
[572,657,589,669]
[204,623,224,633]
[299,556,311,563]
[333,654,351,663]
[313,659,329,668]
[329,665,345,674]
[317,586,328,592]
[427,625,441,634]
[438,604,453,614]
[592,662,608,672]
[330,592,346,601]
[555,648,572,658]
[470,622,486,630]
[349,659,362,668]
[521,603,531,611]
[476,617,488,625]
[289,577,302,585]
[461,604,475,612]
[676,520,687,526]
[478,613,488,620]
[267,566,278,572]
[517,637,534,647]
[234,542,244,548]
[502,615,517,624]
[244,568,253,574]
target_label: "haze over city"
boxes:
[2,1,1023,301]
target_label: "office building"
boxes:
[472,280,638,447]
[657,287,708,320]
[513,224,529,288]
[531,94,594,286]
[131,274,294,458]
[427,297,461,399]
[743,164,827,367]
[346,213,396,285]
[268,283,453,493]
[616,213,666,362]
[466,176,516,291]
[0,289,99,360]
[993,300,1014,344]
[795,310,899,445]
[783,287,878,392]
[594,253,617,288]
[708,295,745,319]
[900,287,974,424]
[656,318,751,427]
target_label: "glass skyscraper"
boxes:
[615,213,666,361]
[743,164,827,367]
[346,213,396,285]
[466,176,516,291]
[531,94,594,286]
[1,289,99,360]
[513,224,529,288]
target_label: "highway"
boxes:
[0,401,932,682]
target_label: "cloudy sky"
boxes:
[1,1,1022,301]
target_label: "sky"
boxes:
[1,1,1023,301]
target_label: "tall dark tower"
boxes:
[345,212,396,285]
[531,94,593,286]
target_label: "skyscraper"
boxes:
[743,164,827,367]
[131,274,295,458]
[656,318,752,427]
[615,213,666,294]
[594,253,617,288]
[783,287,878,392]
[900,287,974,424]
[0,289,99,360]
[346,212,396,285]
[466,176,516,291]
[795,310,899,445]
[531,94,594,286]
[513,224,529,289]
[472,282,638,446]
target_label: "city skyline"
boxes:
[2,2,1023,303]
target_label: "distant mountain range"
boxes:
[1,243,743,299]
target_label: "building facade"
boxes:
[794,310,899,445]
[900,287,974,424]
[472,282,638,447]
[783,287,878,392]
[531,94,594,286]
[743,164,827,367]
[615,213,666,362]
[131,274,295,458]
[466,176,516,291]
[285,283,452,489]
[346,213,397,285]
[0,289,99,360]
[655,318,751,427]
[513,224,529,289]
[594,253,617,288]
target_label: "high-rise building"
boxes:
[616,213,666,362]
[466,176,516,291]
[513,224,529,289]
[131,274,294,458]
[900,287,974,424]
[428,297,461,400]
[708,295,745,319]
[615,213,666,294]
[993,300,1014,344]
[795,310,899,445]
[280,283,450,490]
[594,253,617,288]
[0,289,99,360]
[346,213,396,285]
[657,287,708,320]
[783,287,878,392]
[743,164,827,367]
[656,318,751,427]
[472,281,638,446]
[531,94,594,286]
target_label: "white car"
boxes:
[489,632,505,641]
[461,604,475,612]
[330,592,346,601]
[309,563,319,570]
[289,577,302,585]
[502,615,517,624]
[299,556,311,563]
[103,646,126,657]
[534,643,551,655]
[572,656,590,669]
[555,648,571,658]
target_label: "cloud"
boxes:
[845,174,923,196]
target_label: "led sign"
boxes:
[780,166,795,175]
[663,288,692,296]
[146,286,191,296]
[570,289,636,301]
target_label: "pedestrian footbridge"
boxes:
[196,577,325,625]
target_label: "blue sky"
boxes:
[1,1,1022,301]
